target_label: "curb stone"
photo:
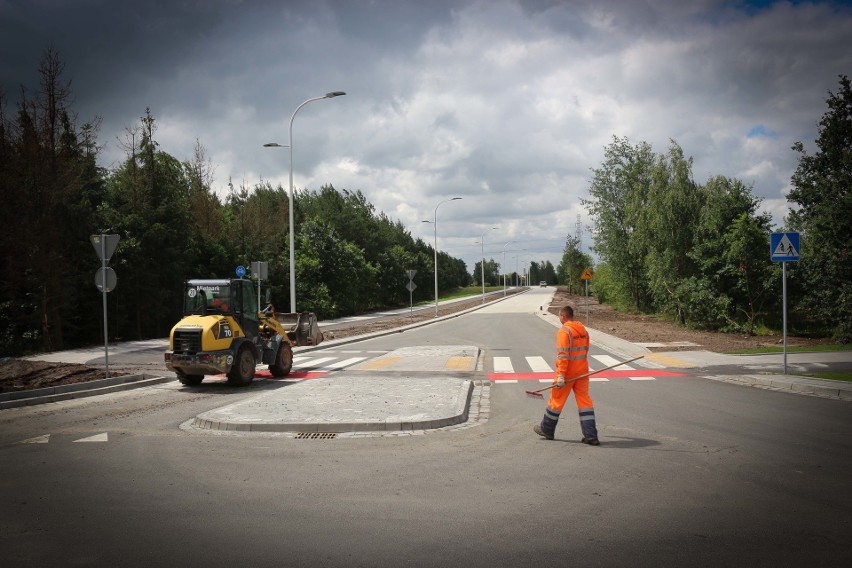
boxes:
[0,374,174,409]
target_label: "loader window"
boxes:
[185,284,231,315]
[209,291,230,313]
[239,281,259,338]
[185,288,207,314]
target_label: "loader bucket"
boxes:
[276,312,324,346]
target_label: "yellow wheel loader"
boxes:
[164,279,322,386]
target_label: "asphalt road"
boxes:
[2,287,850,567]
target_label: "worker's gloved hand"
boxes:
[555,375,565,387]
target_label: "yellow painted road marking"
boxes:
[645,353,694,368]
[354,356,404,370]
[445,356,474,371]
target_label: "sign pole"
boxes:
[782,261,787,375]
[406,269,417,316]
[101,236,109,379]
[580,267,593,325]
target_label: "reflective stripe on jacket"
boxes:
[555,320,589,379]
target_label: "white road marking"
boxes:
[19,434,50,444]
[296,357,335,368]
[525,356,552,372]
[74,433,108,443]
[492,357,514,373]
[321,357,368,369]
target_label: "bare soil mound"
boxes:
[0,359,127,393]
[549,288,829,353]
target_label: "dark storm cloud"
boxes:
[2,0,851,271]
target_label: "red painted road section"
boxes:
[488,370,686,381]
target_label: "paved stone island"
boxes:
[192,374,474,433]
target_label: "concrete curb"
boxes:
[0,374,174,409]
[190,378,474,433]
[704,374,852,401]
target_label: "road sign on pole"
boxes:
[771,232,800,262]
[90,234,119,262]
[406,270,417,315]
[770,231,801,374]
[251,261,268,310]
[90,234,119,379]
[95,267,117,292]
[580,268,593,323]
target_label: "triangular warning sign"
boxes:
[580,268,593,280]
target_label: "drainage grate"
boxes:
[295,432,337,440]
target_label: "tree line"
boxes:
[581,75,851,342]
[0,49,469,356]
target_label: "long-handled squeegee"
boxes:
[525,355,645,399]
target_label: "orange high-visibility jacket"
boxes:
[556,320,589,380]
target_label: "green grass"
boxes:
[802,371,852,382]
[726,344,852,355]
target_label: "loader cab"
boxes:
[184,279,258,338]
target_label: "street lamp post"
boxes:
[265,91,345,313]
[501,241,515,296]
[513,250,528,286]
[477,227,499,304]
[423,197,462,317]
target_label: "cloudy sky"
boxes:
[2,0,851,274]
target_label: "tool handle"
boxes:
[530,355,645,394]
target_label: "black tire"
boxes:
[269,342,293,377]
[177,371,204,386]
[227,345,256,386]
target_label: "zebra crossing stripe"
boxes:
[592,354,621,367]
[525,356,552,372]
[298,357,335,368]
[493,357,514,373]
[321,357,368,369]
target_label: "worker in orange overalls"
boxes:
[534,305,599,445]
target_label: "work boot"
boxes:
[537,408,559,440]
[579,407,598,442]
[534,424,554,440]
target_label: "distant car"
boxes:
[539,281,547,287]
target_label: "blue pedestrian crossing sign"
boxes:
[770,232,800,262]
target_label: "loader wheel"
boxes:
[227,346,256,386]
[269,343,293,377]
[177,371,204,386]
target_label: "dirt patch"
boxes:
[0,359,128,393]
[549,288,829,353]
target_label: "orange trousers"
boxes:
[547,376,593,413]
